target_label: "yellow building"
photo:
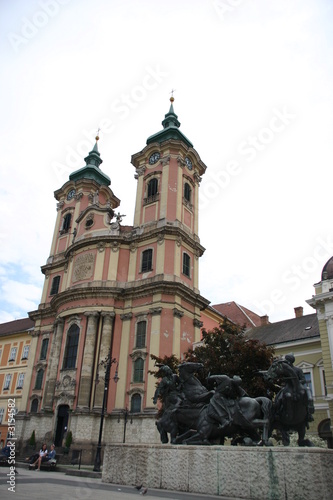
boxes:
[247,307,330,445]
[0,318,35,447]
[307,257,333,446]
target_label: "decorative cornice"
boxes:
[135,166,146,178]
[193,319,203,328]
[160,155,170,166]
[193,172,202,185]
[127,387,145,396]
[57,201,65,211]
[130,350,148,361]
[149,307,162,316]
[120,313,133,321]
[173,308,184,318]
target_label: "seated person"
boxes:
[0,445,11,461]
[29,443,47,469]
[34,444,56,471]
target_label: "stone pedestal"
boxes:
[102,444,333,499]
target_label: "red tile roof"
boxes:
[0,317,34,337]
[212,301,262,329]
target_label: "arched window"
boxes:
[35,369,44,390]
[50,276,60,296]
[147,178,158,198]
[184,182,191,203]
[183,253,190,277]
[141,249,153,272]
[63,324,79,369]
[136,321,146,349]
[62,213,72,233]
[31,398,39,413]
[131,393,142,413]
[133,358,144,383]
[40,338,49,360]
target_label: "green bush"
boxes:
[29,430,36,447]
[65,431,73,449]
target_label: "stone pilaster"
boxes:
[94,313,115,407]
[43,318,65,409]
[77,312,99,409]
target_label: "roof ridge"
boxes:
[235,302,257,327]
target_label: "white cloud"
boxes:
[1,0,332,323]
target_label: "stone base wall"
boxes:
[14,412,161,464]
[102,444,333,500]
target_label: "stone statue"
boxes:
[264,355,314,446]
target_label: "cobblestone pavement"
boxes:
[0,467,238,500]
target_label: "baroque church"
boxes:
[16,98,223,460]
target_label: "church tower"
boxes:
[23,99,210,458]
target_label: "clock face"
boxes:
[149,152,160,165]
[185,156,193,170]
[67,189,76,200]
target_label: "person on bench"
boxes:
[34,444,56,471]
[28,443,47,469]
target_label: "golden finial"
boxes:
[95,128,100,141]
[170,89,176,102]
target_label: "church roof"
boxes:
[69,137,111,186]
[245,313,319,346]
[146,98,193,148]
[212,301,262,329]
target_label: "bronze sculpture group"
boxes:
[153,355,314,447]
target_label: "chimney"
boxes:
[260,315,269,326]
[294,306,303,318]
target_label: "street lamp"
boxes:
[93,354,119,472]
[118,407,133,443]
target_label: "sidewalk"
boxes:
[0,465,236,500]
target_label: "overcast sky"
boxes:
[1,0,333,324]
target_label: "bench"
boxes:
[29,456,58,471]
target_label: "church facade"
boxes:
[16,99,222,460]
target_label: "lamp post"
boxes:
[118,407,132,443]
[93,355,119,472]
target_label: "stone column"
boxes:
[77,312,99,409]
[94,313,115,407]
[43,318,65,409]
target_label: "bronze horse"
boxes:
[176,375,272,445]
[264,359,313,446]
[154,363,272,446]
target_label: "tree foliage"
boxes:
[150,318,275,398]
[183,318,275,397]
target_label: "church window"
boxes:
[136,321,146,349]
[63,324,79,369]
[50,276,60,296]
[133,358,144,383]
[0,408,4,424]
[40,338,49,360]
[131,393,142,413]
[61,213,72,233]
[17,373,25,389]
[141,249,153,272]
[147,178,158,198]
[183,253,191,278]
[3,374,12,390]
[184,182,191,203]
[35,369,44,390]
[31,398,38,413]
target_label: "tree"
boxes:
[149,353,181,380]
[183,318,275,397]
